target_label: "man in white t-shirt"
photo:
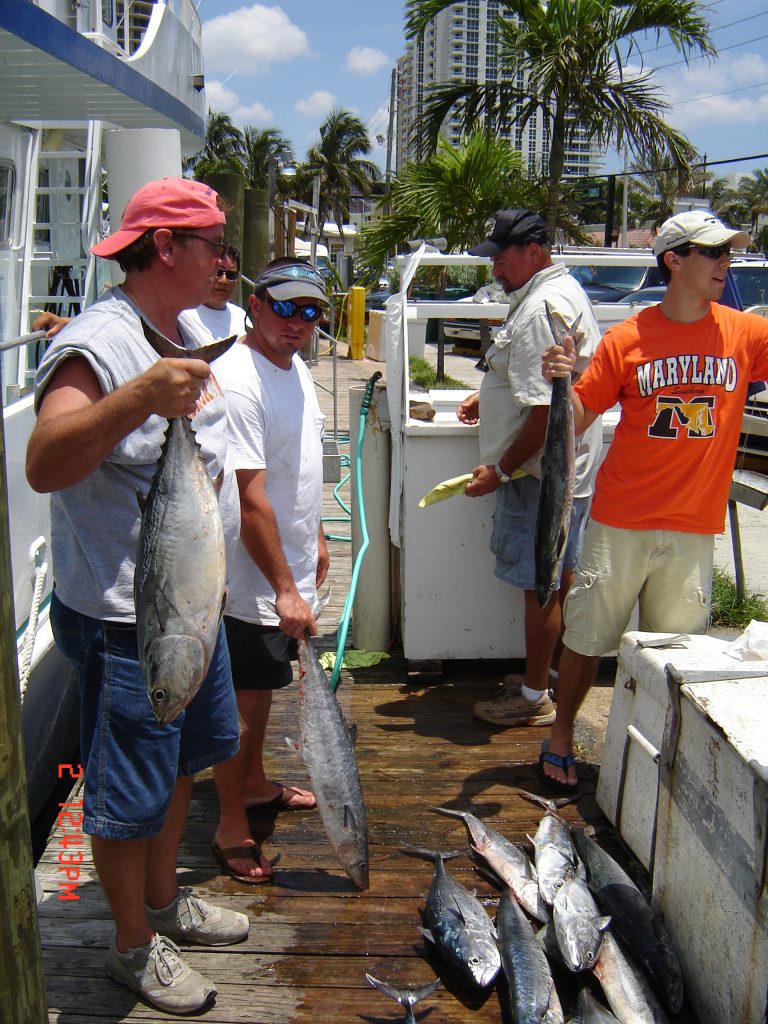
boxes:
[211,257,329,884]
[179,243,247,339]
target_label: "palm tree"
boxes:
[738,168,768,231]
[357,131,566,281]
[293,109,381,241]
[242,126,293,189]
[405,0,714,238]
[627,156,696,232]
[186,111,246,179]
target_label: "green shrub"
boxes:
[408,355,469,390]
[710,567,767,628]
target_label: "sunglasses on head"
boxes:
[215,267,238,281]
[266,296,323,322]
[677,242,731,260]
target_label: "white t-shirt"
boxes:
[180,301,247,341]
[215,342,325,624]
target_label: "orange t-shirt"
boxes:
[575,303,768,534]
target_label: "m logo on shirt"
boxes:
[648,395,715,439]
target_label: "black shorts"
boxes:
[224,616,297,690]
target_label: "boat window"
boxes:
[0,162,14,246]
[102,0,114,27]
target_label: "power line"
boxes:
[634,8,768,60]
[652,30,768,72]
[670,78,768,107]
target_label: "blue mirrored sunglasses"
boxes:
[267,296,323,322]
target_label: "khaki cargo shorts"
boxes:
[562,520,713,658]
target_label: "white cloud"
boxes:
[295,90,336,118]
[345,46,389,75]
[202,5,309,74]
[204,81,273,127]
[656,51,768,130]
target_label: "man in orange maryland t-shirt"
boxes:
[540,209,768,791]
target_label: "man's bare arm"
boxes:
[236,467,317,638]
[26,355,212,493]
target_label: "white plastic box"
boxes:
[597,632,768,1024]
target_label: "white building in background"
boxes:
[396,0,603,178]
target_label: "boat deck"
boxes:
[36,347,698,1022]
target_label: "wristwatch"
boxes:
[494,462,511,484]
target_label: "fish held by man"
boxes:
[135,324,236,726]
[400,845,501,988]
[534,301,581,608]
[294,633,369,889]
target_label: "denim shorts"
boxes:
[51,593,240,840]
[490,474,591,590]
[224,616,296,690]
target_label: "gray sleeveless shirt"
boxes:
[34,286,240,622]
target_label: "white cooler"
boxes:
[597,631,768,1024]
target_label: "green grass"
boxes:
[710,567,768,629]
[408,355,470,391]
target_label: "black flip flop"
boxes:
[538,749,579,793]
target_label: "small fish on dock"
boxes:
[552,876,610,972]
[365,972,441,1024]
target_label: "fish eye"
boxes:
[152,688,166,703]
[469,955,480,966]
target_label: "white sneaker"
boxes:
[473,676,556,726]
[105,934,216,1014]
[146,887,249,946]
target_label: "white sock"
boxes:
[521,684,546,703]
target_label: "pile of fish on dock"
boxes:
[370,791,682,1024]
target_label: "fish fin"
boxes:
[136,489,147,514]
[193,333,238,365]
[597,916,612,932]
[342,803,361,832]
[284,735,302,756]
[419,926,436,946]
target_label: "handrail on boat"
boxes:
[0,331,46,354]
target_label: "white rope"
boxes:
[18,558,49,699]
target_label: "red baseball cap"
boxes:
[90,177,225,258]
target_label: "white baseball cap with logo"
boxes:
[653,210,751,257]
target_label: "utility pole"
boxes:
[0,359,47,1021]
[620,150,629,248]
[385,67,397,215]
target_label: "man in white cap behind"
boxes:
[540,209,768,790]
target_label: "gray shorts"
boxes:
[490,474,591,591]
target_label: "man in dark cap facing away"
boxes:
[456,209,602,730]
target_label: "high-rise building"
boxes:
[396,0,603,179]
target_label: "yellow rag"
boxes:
[418,468,526,508]
[318,650,391,670]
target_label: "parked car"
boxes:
[567,262,665,301]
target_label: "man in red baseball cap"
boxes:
[26,178,248,1014]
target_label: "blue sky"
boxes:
[198,0,768,184]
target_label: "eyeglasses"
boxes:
[174,232,228,259]
[266,296,323,322]
[215,267,239,281]
[678,242,732,260]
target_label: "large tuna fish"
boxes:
[534,301,581,608]
[496,887,563,1023]
[135,324,236,726]
[295,634,369,889]
[571,828,682,1015]
[401,845,501,988]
